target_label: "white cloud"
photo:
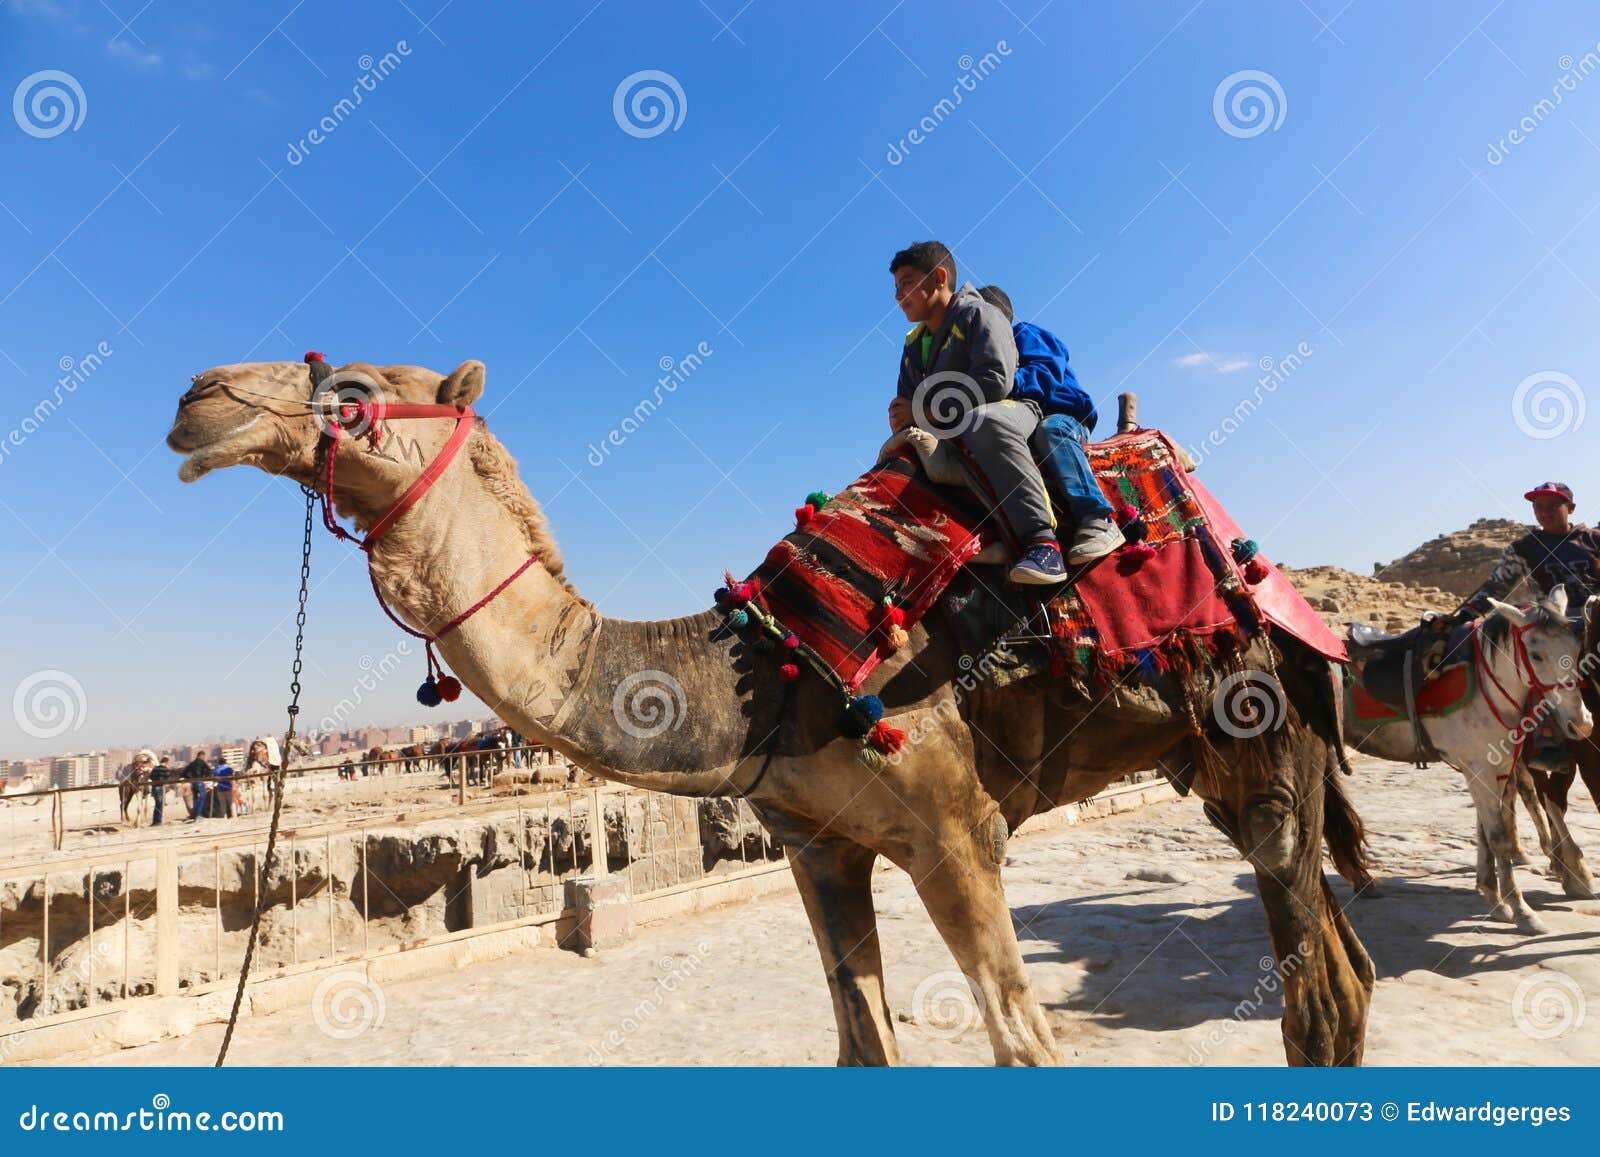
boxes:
[107,39,163,70]
[1172,351,1252,374]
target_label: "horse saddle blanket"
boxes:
[1348,661,1477,723]
[741,428,1345,693]
[1346,618,1474,719]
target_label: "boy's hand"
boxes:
[888,396,913,432]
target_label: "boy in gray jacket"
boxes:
[887,240,1067,584]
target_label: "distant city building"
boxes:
[220,745,245,768]
[408,725,436,744]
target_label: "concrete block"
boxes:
[562,874,634,953]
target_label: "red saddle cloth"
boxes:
[747,429,1345,692]
[1349,663,1477,723]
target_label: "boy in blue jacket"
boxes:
[978,286,1120,563]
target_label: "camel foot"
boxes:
[1516,912,1550,936]
[1512,850,1533,867]
[1560,872,1596,901]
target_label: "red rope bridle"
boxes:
[311,355,537,702]
[1471,616,1581,776]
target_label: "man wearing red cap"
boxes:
[1464,482,1600,617]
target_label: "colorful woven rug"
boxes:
[735,428,1345,695]
[749,450,986,691]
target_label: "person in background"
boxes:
[976,285,1121,564]
[148,753,171,826]
[119,751,152,824]
[183,756,211,821]
[212,759,235,818]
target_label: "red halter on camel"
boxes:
[307,351,538,706]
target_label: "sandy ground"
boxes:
[66,755,1600,1066]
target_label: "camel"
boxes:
[1343,591,1595,932]
[167,357,1376,1066]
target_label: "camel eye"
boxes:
[1530,651,1545,663]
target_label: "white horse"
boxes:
[1344,590,1594,933]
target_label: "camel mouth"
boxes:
[167,415,262,483]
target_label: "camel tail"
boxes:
[1322,769,1374,891]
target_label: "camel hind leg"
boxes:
[1199,729,1371,1065]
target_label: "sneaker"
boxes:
[1009,541,1069,585]
[1067,517,1124,565]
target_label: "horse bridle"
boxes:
[1473,616,1584,771]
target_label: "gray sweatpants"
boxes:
[949,399,1055,549]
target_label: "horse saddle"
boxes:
[1346,612,1472,766]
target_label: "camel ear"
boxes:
[438,360,485,407]
[1486,598,1530,627]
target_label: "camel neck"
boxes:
[359,447,762,796]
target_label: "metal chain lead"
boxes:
[216,485,316,1067]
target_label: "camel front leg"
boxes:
[906,814,1062,1066]
[786,839,901,1066]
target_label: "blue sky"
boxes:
[2,0,1598,756]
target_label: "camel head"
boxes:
[166,358,485,489]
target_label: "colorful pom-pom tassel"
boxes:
[416,678,442,707]
[858,746,888,772]
[779,662,800,682]
[867,720,906,754]
[1231,537,1259,564]
[782,632,799,650]
[839,694,885,738]
[1122,518,1148,544]
[437,675,462,702]
[805,490,830,510]
[712,586,731,608]
[1122,541,1157,561]
[1113,503,1140,526]
[1244,557,1269,584]
[883,623,910,651]
[726,608,750,629]
[795,504,816,527]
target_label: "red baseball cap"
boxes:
[1523,481,1575,506]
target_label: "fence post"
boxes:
[590,788,608,878]
[155,847,178,996]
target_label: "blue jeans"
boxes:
[151,785,164,825]
[192,783,209,819]
[1031,414,1113,524]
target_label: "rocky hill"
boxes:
[1276,564,1458,634]
[1371,517,1526,599]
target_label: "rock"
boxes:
[1125,867,1192,885]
